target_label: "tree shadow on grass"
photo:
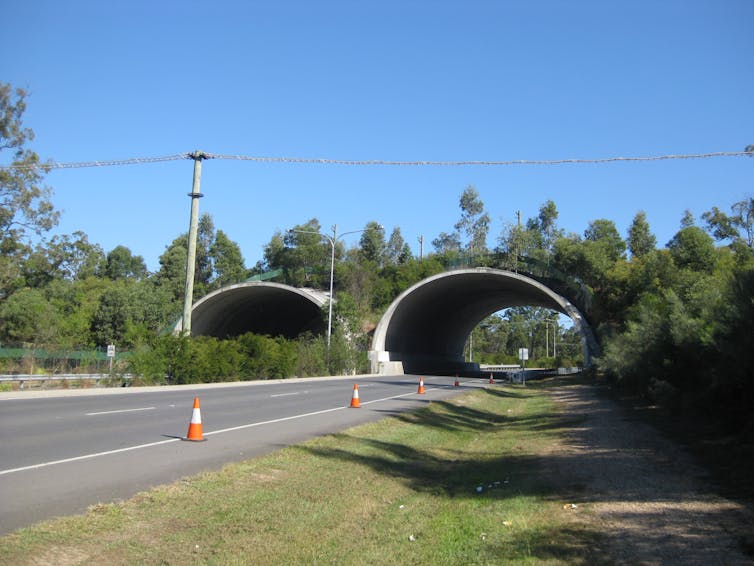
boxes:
[303,387,583,498]
[298,382,754,563]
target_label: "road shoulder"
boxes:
[545,380,754,565]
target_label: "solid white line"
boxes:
[270,392,304,398]
[204,389,420,436]
[0,387,439,476]
[86,407,155,416]
[0,438,181,476]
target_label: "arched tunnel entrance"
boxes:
[369,268,599,375]
[175,282,328,339]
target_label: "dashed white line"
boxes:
[86,407,155,416]
[270,391,307,398]
[0,387,442,476]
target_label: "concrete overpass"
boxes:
[177,269,598,376]
[174,282,328,339]
[368,268,599,375]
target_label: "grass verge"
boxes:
[0,382,606,565]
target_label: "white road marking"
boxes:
[0,438,181,476]
[0,387,443,476]
[86,407,155,416]
[270,391,308,398]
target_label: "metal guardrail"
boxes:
[0,374,131,389]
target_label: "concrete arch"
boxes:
[369,267,599,375]
[175,282,329,339]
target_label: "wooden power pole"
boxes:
[181,151,207,335]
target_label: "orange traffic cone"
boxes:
[184,397,206,441]
[349,384,361,408]
[418,377,426,394]
[454,374,460,387]
[489,373,495,384]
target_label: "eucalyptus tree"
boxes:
[358,221,386,265]
[0,83,59,300]
[454,185,490,255]
[702,198,754,252]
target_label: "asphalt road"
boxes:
[0,374,484,535]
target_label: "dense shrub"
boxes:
[127,329,366,383]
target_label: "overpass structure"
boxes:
[173,282,328,339]
[368,268,598,375]
[176,269,599,375]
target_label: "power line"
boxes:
[1,150,751,171]
[207,150,751,167]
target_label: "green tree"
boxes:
[680,209,696,228]
[358,221,386,265]
[21,233,96,285]
[210,229,247,287]
[498,220,538,265]
[0,84,59,300]
[534,199,561,253]
[195,213,216,290]
[702,198,754,251]
[385,226,410,265]
[0,287,59,344]
[627,211,656,259]
[90,280,173,348]
[667,226,717,273]
[272,219,333,288]
[155,240,187,308]
[584,219,626,263]
[104,245,147,280]
[454,185,490,254]
[431,231,461,255]
[0,84,58,246]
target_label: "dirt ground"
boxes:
[546,382,754,565]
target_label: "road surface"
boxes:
[0,374,482,534]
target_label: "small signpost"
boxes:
[107,344,115,373]
[518,348,529,385]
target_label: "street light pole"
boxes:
[326,224,337,361]
[288,223,382,371]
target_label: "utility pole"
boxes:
[514,210,521,273]
[181,151,207,336]
[418,235,424,260]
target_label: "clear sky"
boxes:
[2,1,753,271]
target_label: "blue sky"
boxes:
[2,1,753,271]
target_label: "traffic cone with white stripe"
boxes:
[454,374,460,387]
[489,373,495,384]
[184,397,206,441]
[349,384,361,408]
[418,377,426,394]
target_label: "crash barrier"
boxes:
[505,367,582,384]
[0,373,131,389]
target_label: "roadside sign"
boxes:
[107,344,116,358]
[518,348,529,361]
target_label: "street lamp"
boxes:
[545,318,558,358]
[288,223,383,370]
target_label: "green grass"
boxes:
[0,382,606,565]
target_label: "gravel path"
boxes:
[547,383,754,565]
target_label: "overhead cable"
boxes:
[1,150,751,171]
